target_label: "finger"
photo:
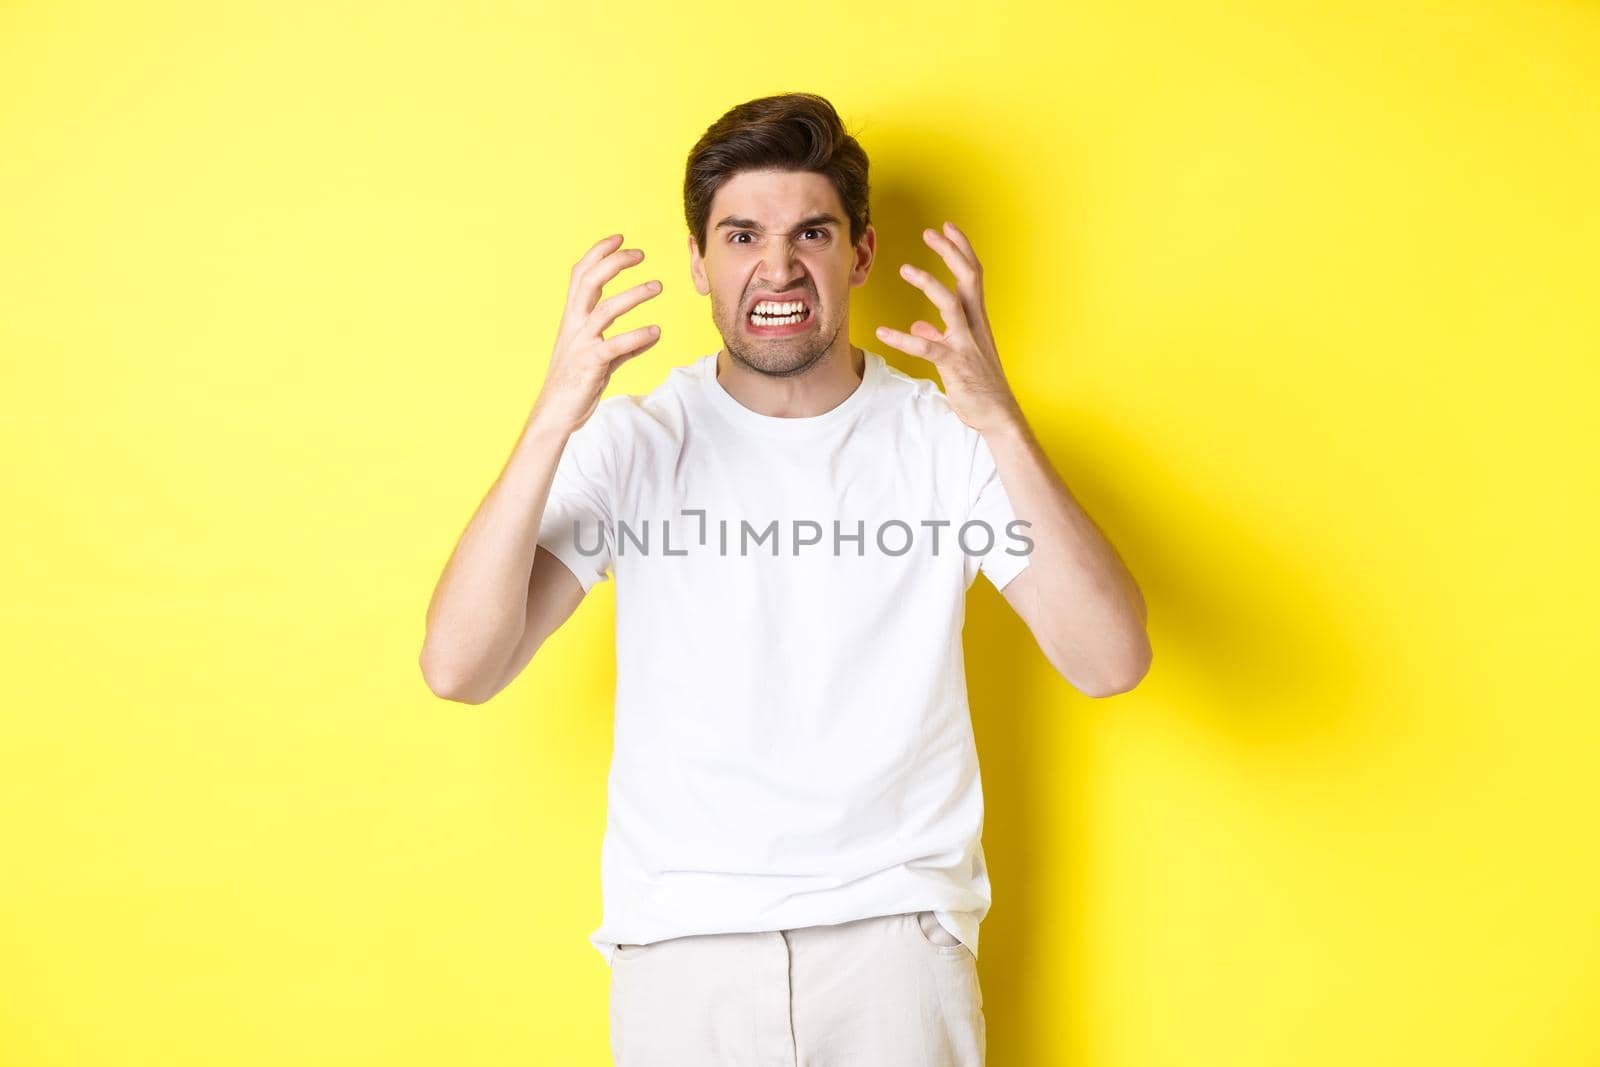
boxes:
[573,246,645,316]
[922,229,990,341]
[588,278,663,336]
[922,227,983,311]
[609,330,662,376]
[939,221,982,276]
[899,262,969,335]
[910,320,943,343]
[874,324,948,364]
[572,245,648,317]
[609,329,662,376]
[569,233,625,290]
[600,322,661,363]
[923,226,978,281]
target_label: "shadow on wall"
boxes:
[864,155,1371,1060]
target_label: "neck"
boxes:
[714,339,865,419]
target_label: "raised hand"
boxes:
[875,221,1022,436]
[531,233,664,435]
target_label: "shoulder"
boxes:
[868,350,984,454]
[571,357,702,457]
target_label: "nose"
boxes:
[758,236,806,289]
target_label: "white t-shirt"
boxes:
[536,348,1031,967]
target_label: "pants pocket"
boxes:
[911,910,971,956]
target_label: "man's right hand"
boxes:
[530,233,664,436]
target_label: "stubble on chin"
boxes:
[718,301,841,379]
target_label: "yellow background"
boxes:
[3,0,1596,1063]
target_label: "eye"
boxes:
[728,229,827,245]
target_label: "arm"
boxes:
[987,416,1151,697]
[873,220,1150,698]
[419,414,584,704]
[471,546,588,704]
[419,232,664,704]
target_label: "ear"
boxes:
[688,232,711,296]
[849,223,876,289]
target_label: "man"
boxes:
[420,92,1150,1066]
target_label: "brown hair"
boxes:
[684,92,871,257]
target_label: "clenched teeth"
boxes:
[752,300,806,315]
[750,300,811,326]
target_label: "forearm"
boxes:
[983,413,1150,689]
[419,411,572,699]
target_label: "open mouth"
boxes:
[747,300,814,331]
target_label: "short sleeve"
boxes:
[536,409,617,594]
[964,430,1031,592]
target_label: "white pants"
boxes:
[608,910,986,1065]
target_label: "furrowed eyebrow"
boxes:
[713,213,842,232]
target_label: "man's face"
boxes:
[689,168,874,378]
